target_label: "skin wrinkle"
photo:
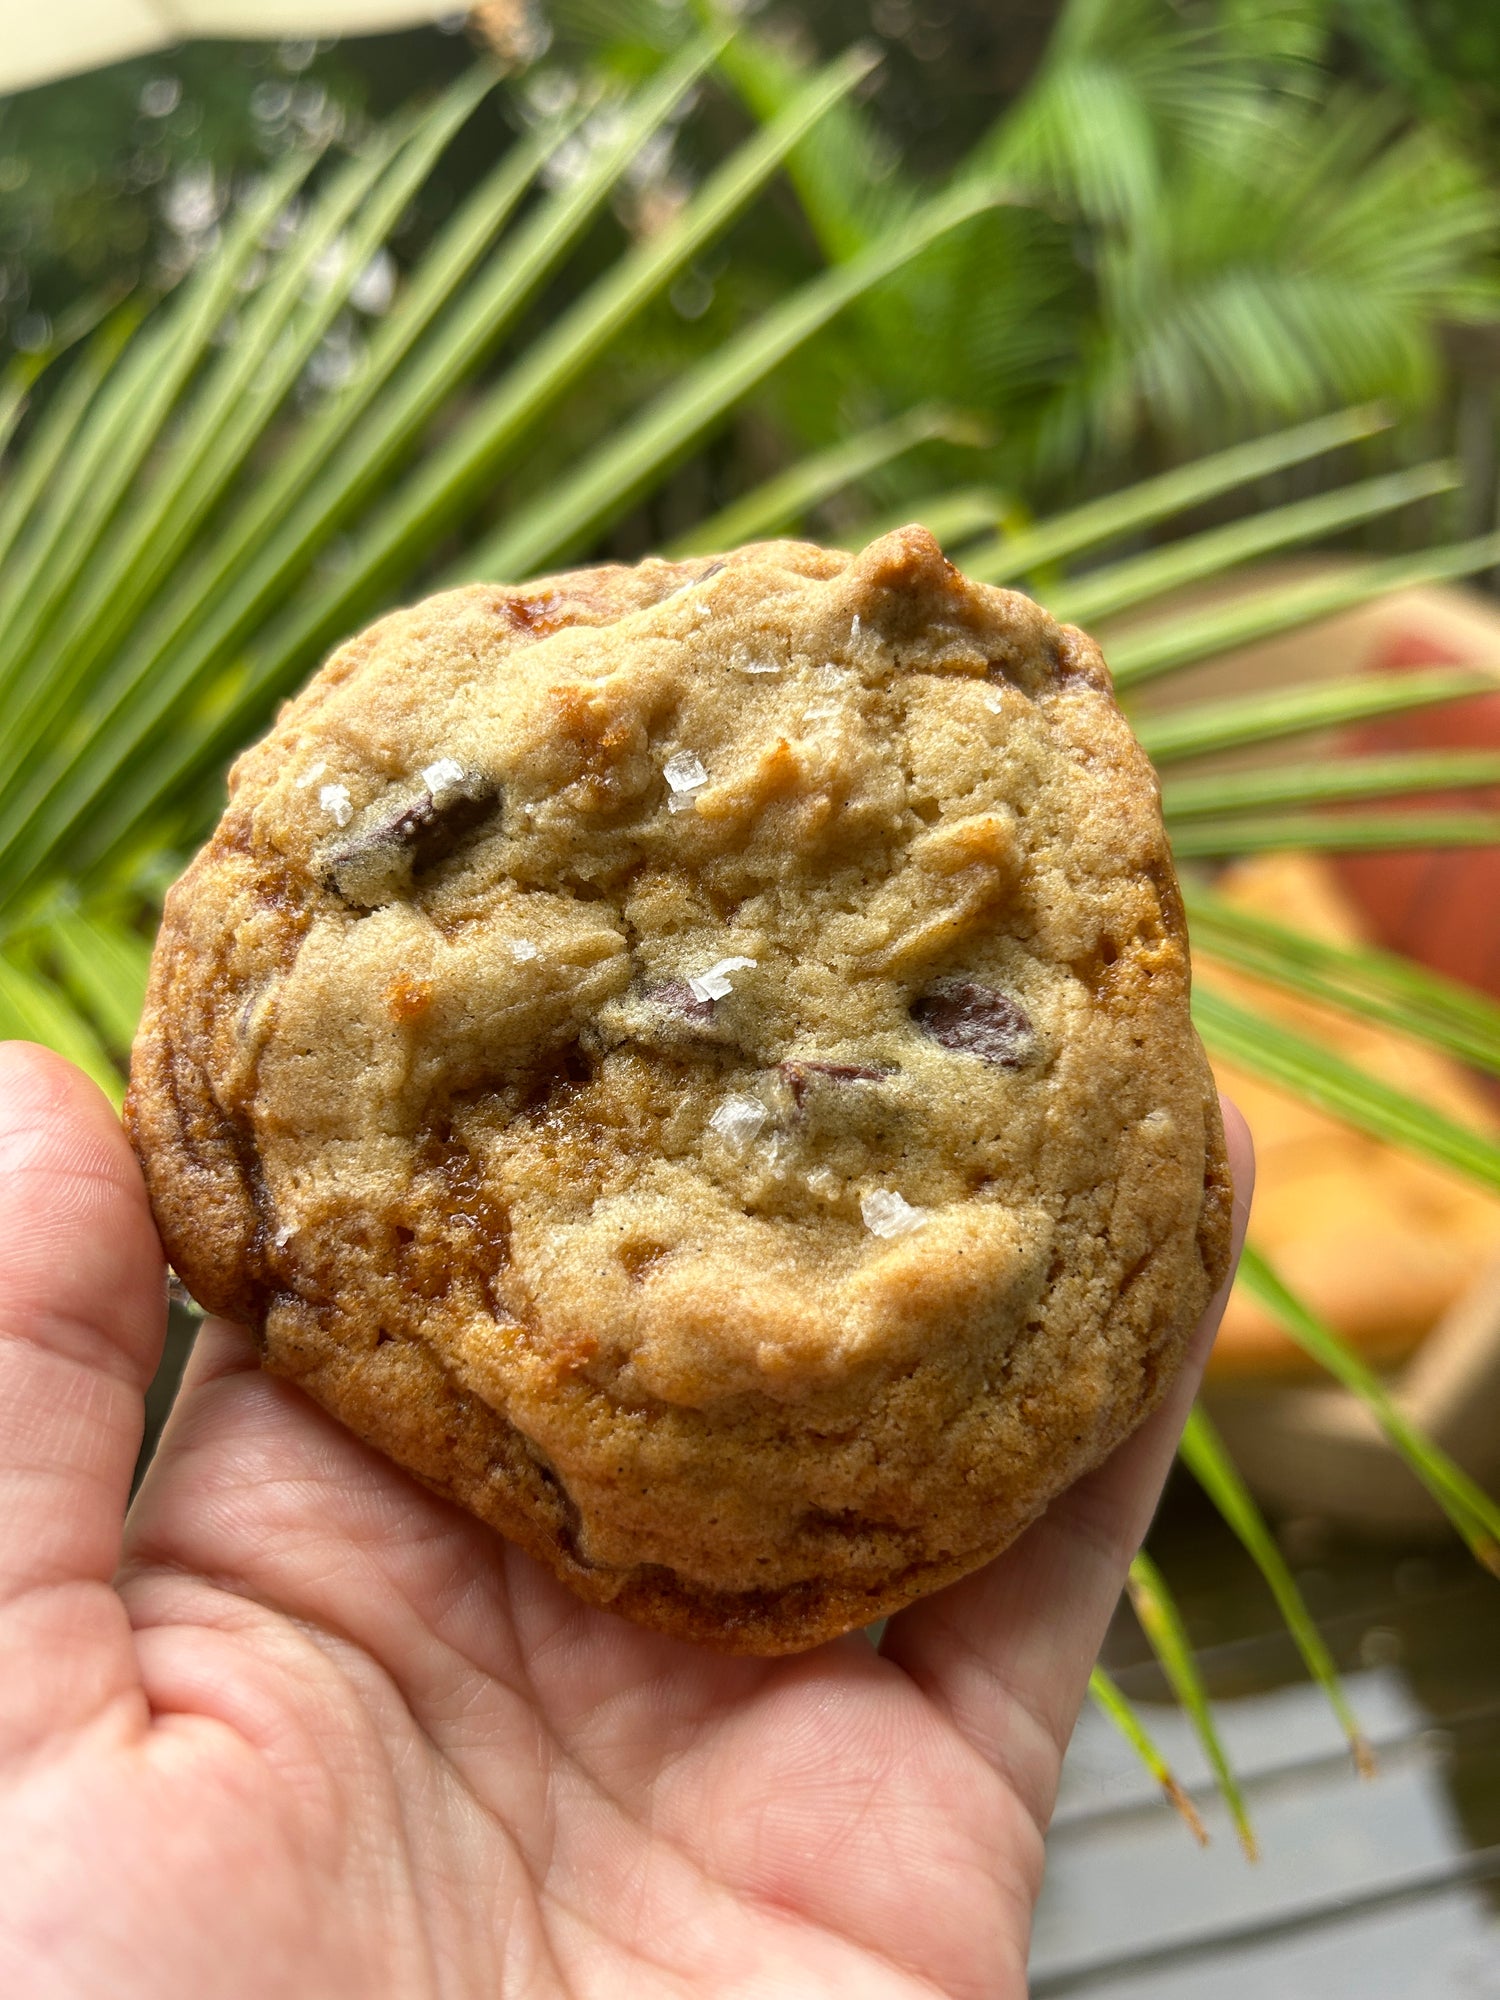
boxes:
[884,1604,1069,1835]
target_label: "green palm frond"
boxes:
[1183,886,1500,1078]
[0,944,119,1101]
[1237,1249,1500,1575]
[1127,1549,1259,1858]
[1087,1667,1210,1844]
[665,406,981,557]
[963,403,1395,583]
[1178,1407,1373,1775]
[1133,667,1491,763]
[1195,983,1500,1194]
[1163,751,1500,822]
[1171,808,1500,857]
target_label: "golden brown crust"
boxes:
[127,528,1231,1652]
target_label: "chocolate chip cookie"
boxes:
[126,526,1232,1652]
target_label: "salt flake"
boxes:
[861,1189,927,1239]
[421,756,466,798]
[687,955,757,1003]
[318,781,353,827]
[664,751,709,812]
[272,1223,294,1248]
[509,939,540,962]
[709,1093,768,1148]
[294,759,328,789]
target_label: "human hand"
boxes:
[0,1041,1250,1999]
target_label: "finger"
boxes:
[879,1099,1255,1830]
[0,1042,167,1744]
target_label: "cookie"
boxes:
[126,526,1232,1653]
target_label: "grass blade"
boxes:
[1170,808,1500,856]
[665,404,967,555]
[1193,980,1500,1194]
[1087,1666,1210,1844]
[470,176,1012,581]
[1236,1245,1500,1576]
[1127,1549,1258,1859]
[1179,1405,1373,1776]
[1106,533,1500,690]
[1133,667,1490,764]
[1183,883,1500,1076]
[964,403,1394,584]
[0,948,120,1101]
[1050,462,1458,628]
[1162,749,1500,819]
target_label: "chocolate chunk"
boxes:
[322,769,499,907]
[646,978,717,1025]
[911,981,1033,1066]
[780,1059,893,1109]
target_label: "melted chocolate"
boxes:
[646,978,717,1025]
[911,980,1033,1066]
[322,773,499,907]
[779,1059,893,1108]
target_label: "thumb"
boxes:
[0,1042,165,1750]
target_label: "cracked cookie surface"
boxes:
[127,526,1232,1652]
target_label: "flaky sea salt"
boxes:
[710,1093,768,1148]
[663,750,709,812]
[806,1166,840,1200]
[860,1189,927,1239]
[272,1223,294,1248]
[509,939,540,962]
[421,756,466,799]
[294,759,328,790]
[688,955,757,1003]
[734,657,781,675]
[318,781,353,827]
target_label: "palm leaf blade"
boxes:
[1127,1549,1258,1858]
[1087,1666,1210,1843]
[1162,749,1500,819]
[1236,1246,1500,1573]
[1051,462,1457,628]
[1171,808,1500,856]
[470,178,1013,582]
[1193,982,1500,1194]
[1179,1405,1373,1774]
[962,404,1394,583]
[1135,668,1490,764]
[1108,534,1500,690]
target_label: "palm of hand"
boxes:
[0,1046,1248,1999]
